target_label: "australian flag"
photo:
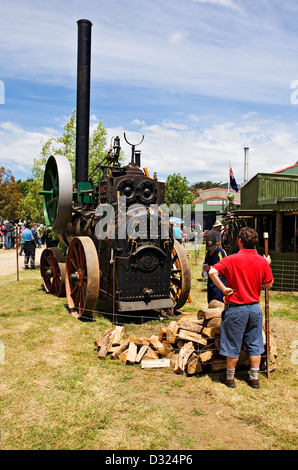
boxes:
[229,166,239,192]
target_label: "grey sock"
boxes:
[249,368,259,380]
[226,368,235,380]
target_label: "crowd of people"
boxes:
[0,220,46,251]
[0,221,47,270]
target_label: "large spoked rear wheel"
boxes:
[40,247,66,297]
[65,237,100,319]
[170,240,191,310]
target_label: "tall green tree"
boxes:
[20,111,109,223]
[0,166,24,220]
[165,173,194,210]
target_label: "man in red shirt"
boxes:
[209,227,274,389]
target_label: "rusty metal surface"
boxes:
[40,247,66,297]
[65,236,99,319]
[170,240,191,310]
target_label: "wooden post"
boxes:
[275,212,283,253]
[16,230,19,281]
[263,232,270,378]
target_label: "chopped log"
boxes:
[179,312,199,320]
[160,341,173,357]
[177,320,204,334]
[126,342,138,364]
[118,349,129,363]
[208,299,224,309]
[111,340,130,359]
[166,321,179,343]
[186,353,203,375]
[198,307,223,320]
[202,327,220,338]
[94,327,114,348]
[198,350,214,364]
[177,339,186,349]
[170,353,179,368]
[136,345,148,363]
[97,335,111,359]
[148,335,166,355]
[176,329,208,346]
[174,342,195,374]
[207,317,221,329]
[158,327,167,342]
[141,359,171,369]
[209,360,226,371]
[127,335,150,346]
[111,326,125,346]
[141,346,159,360]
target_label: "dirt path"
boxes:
[0,246,44,277]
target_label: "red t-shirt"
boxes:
[213,249,274,305]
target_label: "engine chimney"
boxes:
[76,19,92,184]
[244,147,249,183]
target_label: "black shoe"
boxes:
[30,266,36,270]
[220,375,236,388]
[247,377,260,389]
[24,266,29,270]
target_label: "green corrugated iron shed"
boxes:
[240,172,298,212]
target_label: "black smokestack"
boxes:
[76,19,92,184]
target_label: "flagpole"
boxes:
[227,161,230,212]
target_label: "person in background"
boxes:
[19,223,25,255]
[13,223,18,249]
[36,224,44,248]
[0,222,5,249]
[209,227,274,389]
[173,223,183,244]
[31,223,38,244]
[4,220,13,249]
[22,223,36,270]
[202,232,227,303]
[207,220,222,245]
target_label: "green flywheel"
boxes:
[40,155,73,231]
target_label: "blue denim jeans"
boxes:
[220,303,264,358]
[5,233,11,249]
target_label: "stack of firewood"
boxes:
[94,299,277,375]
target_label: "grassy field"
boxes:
[0,248,297,450]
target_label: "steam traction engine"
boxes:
[39,20,191,319]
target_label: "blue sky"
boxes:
[1,0,298,185]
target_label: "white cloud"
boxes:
[168,32,185,44]
[131,119,146,126]
[193,0,242,10]
[107,117,298,184]
[1,115,298,185]
[0,122,59,178]
[0,0,297,105]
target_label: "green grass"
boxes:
[0,248,297,450]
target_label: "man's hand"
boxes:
[209,267,235,296]
[263,254,271,265]
[223,286,236,296]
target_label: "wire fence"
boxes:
[270,259,298,291]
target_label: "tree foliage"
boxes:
[188,181,227,193]
[165,173,194,210]
[20,111,109,223]
[0,166,24,221]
